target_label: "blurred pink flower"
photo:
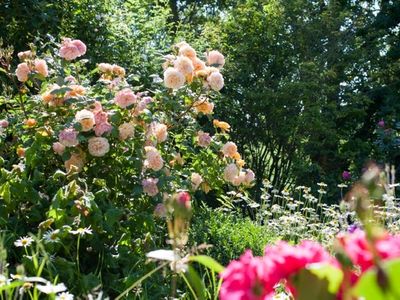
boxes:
[220,250,276,300]
[0,119,9,128]
[142,178,159,197]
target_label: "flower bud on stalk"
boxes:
[165,191,192,249]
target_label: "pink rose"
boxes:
[16,63,30,82]
[220,250,276,300]
[34,59,48,77]
[114,88,137,108]
[58,128,79,147]
[0,120,9,128]
[52,142,65,155]
[142,178,159,197]
[59,38,86,60]
[196,131,211,147]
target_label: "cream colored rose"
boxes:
[179,44,197,59]
[191,172,203,190]
[88,137,110,157]
[147,122,168,144]
[174,56,194,76]
[118,122,135,140]
[232,171,246,186]
[207,50,225,68]
[207,71,224,91]
[163,67,185,89]
[144,146,164,171]
[224,163,239,182]
[75,109,95,132]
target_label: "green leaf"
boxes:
[189,255,225,273]
[0,182,11,204]
[185,265,206,300]
[291,263,343,300]
[352,259,400,300]
[307,263,343,293]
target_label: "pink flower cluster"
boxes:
[221,230,400,299]
[220,241,337,300]
[59,38,86,60]
[337,229,400,272]
[92,101,112,136]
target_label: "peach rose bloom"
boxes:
[207,71,224,91]
[207,50,225,68]
[144,146,164,171]
[17,50,33,61]
[118,122,135,140]
[65,153,85,173]
[163,67,185,89]
[114,88,137,108]
[52,142,65,155]
[59,38,86,60]
[98,63,113,73]
[88,137,110,157]
[16,63,30,82]
[65,85,86,100]
[174,56,194,76]
[191,172,203,190]
[224,163,239,182]
[24,118,37,127]
[236,159,246,168]
[213,119,231,132]
[112,65,125,77]
[232,171,246,186]
[192,57,206,71]
[179,44,197,59]
[222,142,238,158]
[194,100,214,114]
[34,59,48,77]
[147,122,168,144]
[16,147,25,158]
[142,178,159,197]
[75,109,95,132]
[244,169,255,185]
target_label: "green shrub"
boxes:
[190,206,277,265]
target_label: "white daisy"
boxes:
[14,236,34,248]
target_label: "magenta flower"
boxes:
[220,250,276,300]
[342,171,351,181]
[377,119,385,128]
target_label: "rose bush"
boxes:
[0,38,254,297]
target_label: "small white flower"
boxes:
[36,282,67,294]
[56,291,74,300]
[43,229,60,243]
[0,275,10,287]
[14,236,34,248]
[69,227,93,236]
